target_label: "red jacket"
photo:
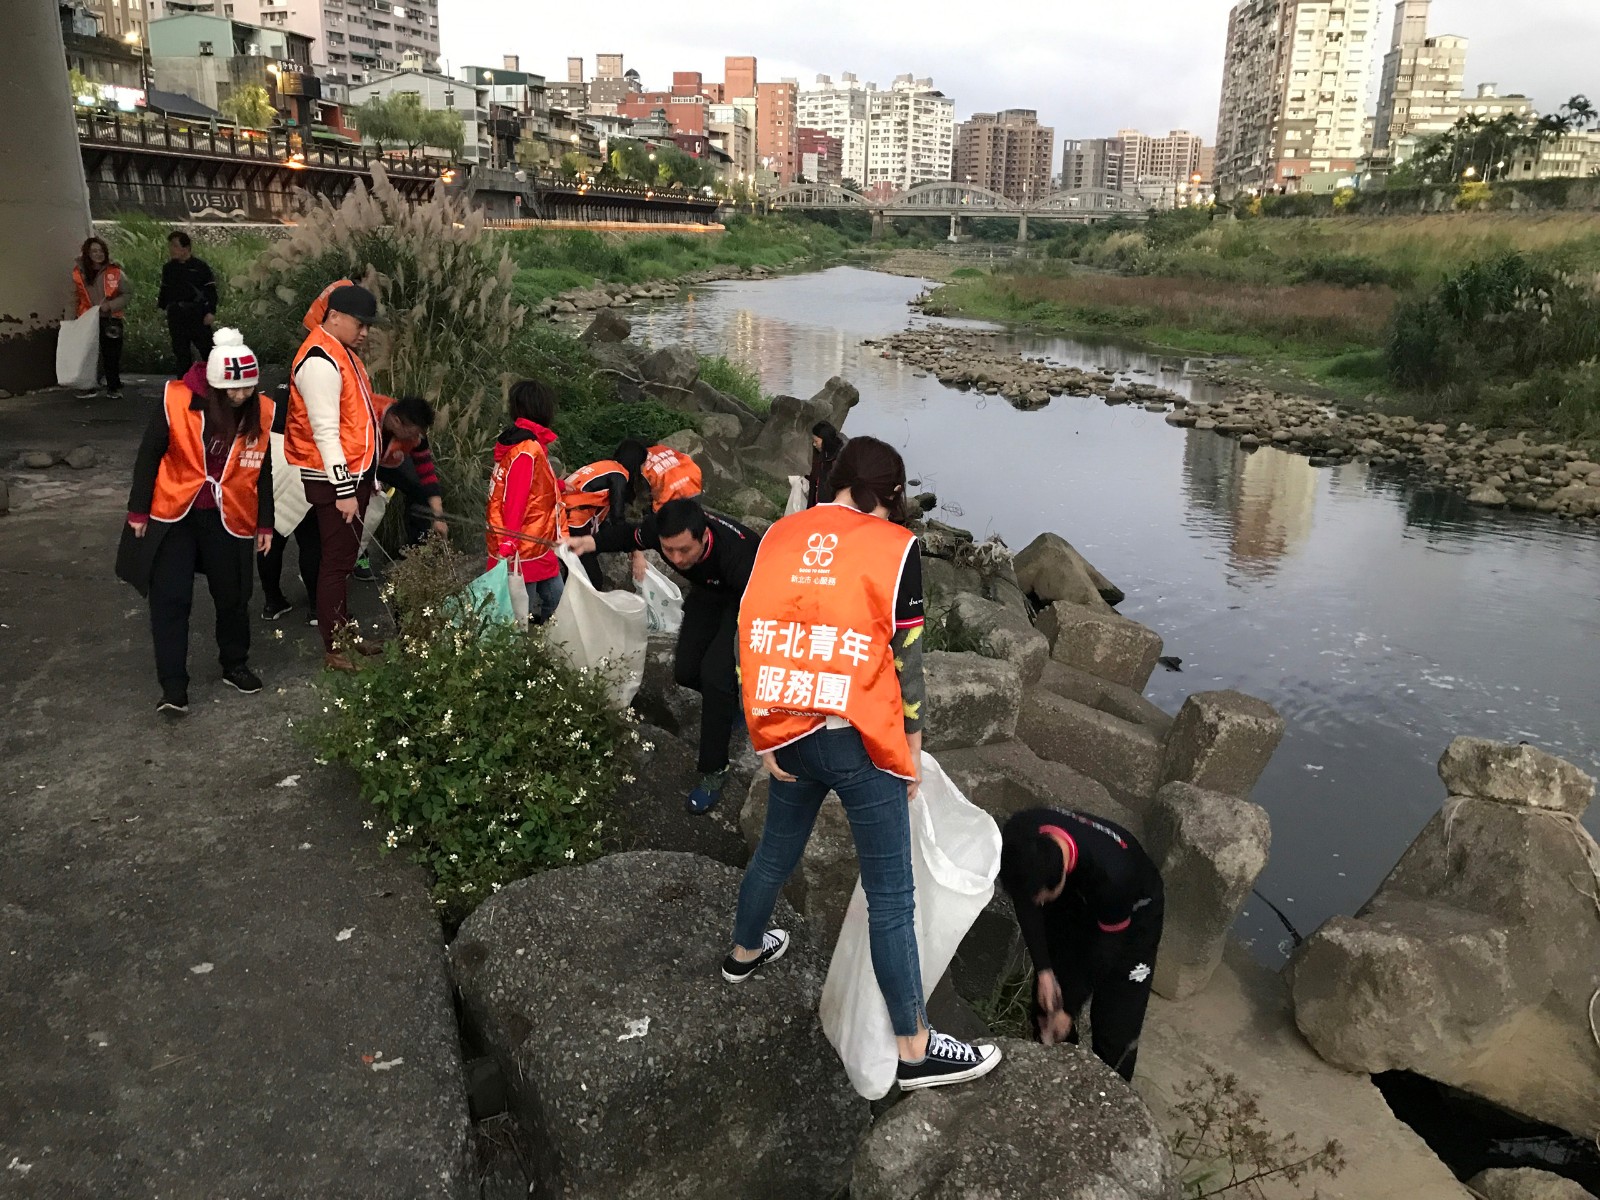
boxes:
[486,418,561,583]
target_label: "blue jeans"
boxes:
[732,726,926,1037]
[526,573,564,625]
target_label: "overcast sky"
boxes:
[442,0,1597,150]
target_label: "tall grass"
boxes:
[697,353,769,413]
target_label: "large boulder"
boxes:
[1017,688,1164,807]
[1437,737,1594,815]
[579,309,632,344]
[638,343,701,397]
[1468,1169,1597,1200]
[744,379,859,479]
[948,591,1049,685]
[659,428,743,495]
[740,774,857,955]
[1039,660,1172,737]
[632,636,701,738]
[1036,603,1163,691]
[938,739,1135,832]
[811,375,860,430]
[1013,532,1124,610]
[451,852,866,1199]
[851,1039,1180,1200]
[604,723,748,868]
[1157,690,1284,798]
[922,652,1022,752]
[1142,782,1271,999]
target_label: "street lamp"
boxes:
[124,30,150,98]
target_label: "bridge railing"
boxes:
[76,111,446,178]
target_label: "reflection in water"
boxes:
[1182,436,1319,579]
[632,266,1600,962]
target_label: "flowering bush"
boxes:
[310,537,638,917]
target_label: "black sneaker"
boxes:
[223,667,263,694]
[721,929,790,983]
[896,1030,1002,1091]
[262,598,293,621]
[156,693,189,716]
[352,554,375,582]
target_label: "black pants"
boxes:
[258,517,323,610]
[569,518,605,589]
[168,315,214,376]
[375,460,433,548]
[99,321,123,391]
[149,508,252,695]
[674,588,739,776]
[1030,900,1164,1081]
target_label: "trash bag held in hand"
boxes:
[638,561,683,635]
[56,308,100,389]
[546,546,648,707]
[785,475,808,516]
[452,559,517,628]
[820,751,1002,1099]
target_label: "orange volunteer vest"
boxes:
[284,324,381,479]
[642,445,702,511]
[73,264,123,318]
[148,380,272,538]
[561,459,626,530]
[738,504,919,780]
[485,438,560,559]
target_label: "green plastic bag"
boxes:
[452,559,517,628]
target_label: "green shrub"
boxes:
[309,536,638,918]
[949,266,985,278]
[560,399,688,468]
[698,353,769,412]
[1289,254,1394,288]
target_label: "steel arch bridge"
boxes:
[767,180,1148,225]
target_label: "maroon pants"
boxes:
[306,474,375,652]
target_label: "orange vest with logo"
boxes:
[285,324,381,478]
[738,505,918,780]
[642,445,702,511]
[485,439,560,559]
[561,459,626,529]
[73,264,123,318]
[149,380,272,538]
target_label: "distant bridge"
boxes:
[768,180,1148,238]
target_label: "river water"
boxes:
[631,265,1600,959]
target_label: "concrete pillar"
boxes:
[1,2,94,392]
[947,213,960,242]
[1017,213,1029,243]
[870,210,885,241]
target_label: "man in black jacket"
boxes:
[158,231,219,376]
[566,497,760,814]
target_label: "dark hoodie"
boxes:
[488,417,561,583]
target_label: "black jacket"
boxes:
[157,257,218,320]
[594,508,759,597]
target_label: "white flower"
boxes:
[397,736,410,748]
[641,741,654,752]
[334,697,346,709]
[491,882,502,892]
[362,819,374,830]
[448,853,459,863]
[385,831,399,848]
[564,848,576,860]
[374,750,387,761]
[621,774,637,784]
[404,825,415,836]
[274,629,284,640]
[322,706,330,714]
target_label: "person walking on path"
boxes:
[71,236,129,399]
[157,231,218,377]
[485,380,565,625]
[565,497,759,814]
[725,434,1000,1091]
[999,807,1165,1082]
[284,282,385,670]
[122,329,273,715]
[560,457,630,588]
[614,438,703,511]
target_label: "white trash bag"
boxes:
[56,308,100,389]
[638,560,683,635]
[784,474,809,516]
[546,546,648,707]
[820,751,1002,1099]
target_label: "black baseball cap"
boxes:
[325,284,387,326]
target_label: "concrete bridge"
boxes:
[768,180,1148,239]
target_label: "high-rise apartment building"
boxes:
[1373,0,1466,155]
[84,0,147,48]
[1061,137,1125,191]
[756,79,799,183]
[797,73,872,185]
[865,75,954,191]
[587,54,639,115]
[1062,129,1205,198]
[724,55,756,100]
[954,109,1054,201]
[798,127,844,186]
[1214,0,1376,193]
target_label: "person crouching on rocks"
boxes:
[486,379,564,625]
[999,807,1165,1081]
[123,329,274,715]
[725,434,1002,1091]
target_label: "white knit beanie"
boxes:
[206,328,260,389]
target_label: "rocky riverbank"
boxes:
[531,260,821,321]
[869,323,1600,521]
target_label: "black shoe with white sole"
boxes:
[156,693,189,716]
[721,929,790,983]
[896,1030,1002,1091]
[262,598,293,621]
[223,667,263,694]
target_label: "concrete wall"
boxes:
[1,2,94,392]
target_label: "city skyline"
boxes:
[438,0,1598,149]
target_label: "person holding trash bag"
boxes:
[998,807,1164,1082]
[561,457,631,588]
[122,329,273,715]
[565,496,759,814]
[806,420,844,509]
[725,434,1002,1092]
[486,379,564,625]
[71,237,128,399]
[614,438,703,511]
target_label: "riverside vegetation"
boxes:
[923,208,1600,442]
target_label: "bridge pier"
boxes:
[2,2,93,392]
[948,213,960,242]
[870,210,885,241]
[1017,212,1029,243]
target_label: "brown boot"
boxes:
[354,638,385,657]
[324,651,357,672]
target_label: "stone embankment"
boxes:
[530,262,787,320]
[869,324,1600,521]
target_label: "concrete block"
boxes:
[1016,688,1163,808]
[923,652,1022,752]
[1035,602,1163,691]
[1157,690,1284,798]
